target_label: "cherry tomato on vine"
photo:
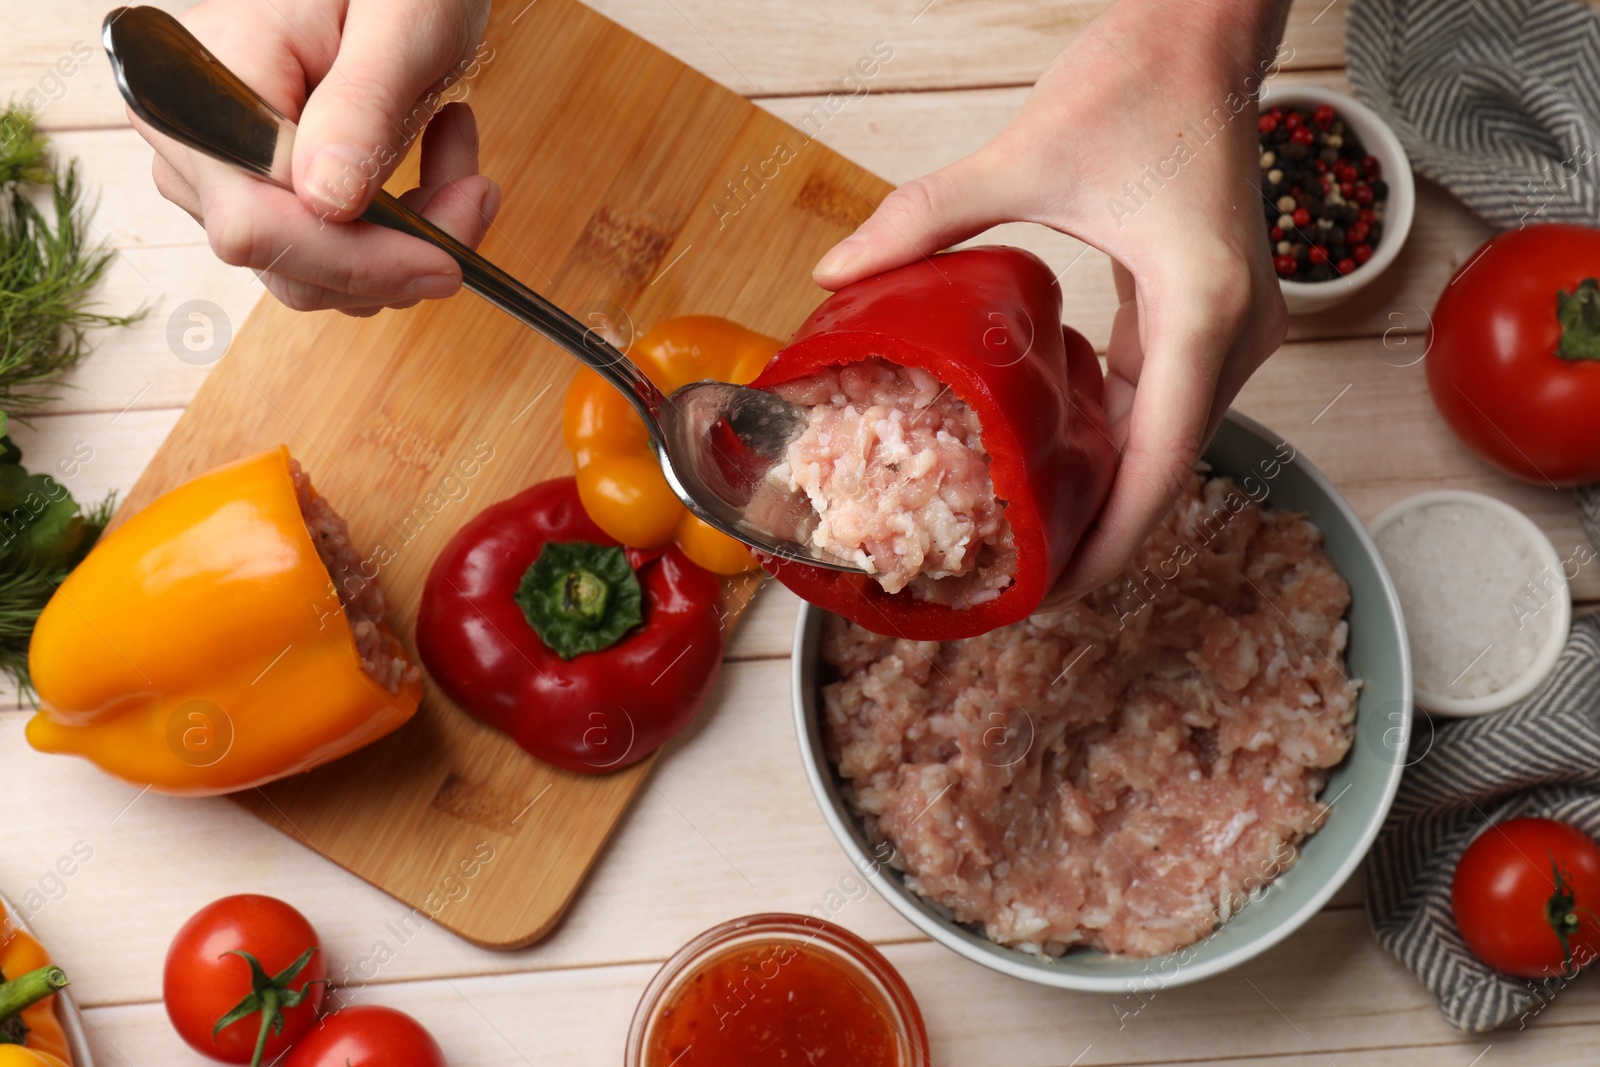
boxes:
[164,895,327,1066]
[1451,817,1600,979]
[283,1006,447,1067]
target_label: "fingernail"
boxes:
[404,272,459,300]
[478,178,502,224]
[305,145,370,215]
[814,234,868,279]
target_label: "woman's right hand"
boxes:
[131,0,499,317]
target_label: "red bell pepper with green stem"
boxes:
[754,246,1117,641]
[416,477,724,773]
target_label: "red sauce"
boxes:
[646,938,904,1066]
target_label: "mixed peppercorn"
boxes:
[1259,103,1389,282]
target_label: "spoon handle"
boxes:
[102,6,668,425]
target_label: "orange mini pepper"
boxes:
[562,316,779,574]
[25,447,422,796]
[0,898,72,1067]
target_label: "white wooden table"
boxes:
[3,1,1598,1063]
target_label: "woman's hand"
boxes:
[813,0,1291,607]
[131,0,498,316]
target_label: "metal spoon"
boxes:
[101,5,858,573]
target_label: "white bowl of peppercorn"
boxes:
[1258,84,1414,316]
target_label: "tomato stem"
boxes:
[212,947,324,1067]
[248,987,277,1067]
[1556,278,1600,362]
[1546,853,1586,978]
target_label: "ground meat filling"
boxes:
[768,358,1015,608]
[820,473,1360,958]
[290,460,419,694]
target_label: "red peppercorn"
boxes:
[1336,162,1358,182]
[1363,155,1381,178]
[1353,184,1375,206]
[1269,106,1284,120]
[1336,257,1356,275]
[1309,245,1330,265]
[1284,111,1304,129]
[1357,208,1377,225]
[1313,105,1336,128]
[1270,225,1285,241]
[1292,207,1312,227]
[1274,254,1299,276]
[1258,114,1279,135]
[1340,181,1355,197]
[1353,243,1374,264]
[1314,159,1328,173]
[1291,126,1316,146]
[1347,221,1370,243]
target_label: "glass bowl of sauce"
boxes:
[626,912,929,1066]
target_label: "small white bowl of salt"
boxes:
[1370,491,1571,717]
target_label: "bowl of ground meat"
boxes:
[792,410,1411,992]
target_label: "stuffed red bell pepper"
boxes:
[754,245,1116,641]
[415,477,724,773]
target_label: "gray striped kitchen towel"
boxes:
[1366,486,1600,1032]
[1347,0,1600,228]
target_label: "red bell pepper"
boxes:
[416,477,724,773]
[753,246,1116,641]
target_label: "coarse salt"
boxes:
[1374,501,1558,700]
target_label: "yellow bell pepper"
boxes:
[25,447,422,796]
[562,316,780,574]
[0,897,72,1066]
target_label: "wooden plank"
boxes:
[68,925,1600,1065]
[0,658,916,1006]
[76,0,889,951]
[1234,337,1598,602]
[11,0,1353,131]
[0,1,193,131]
[28,71,1503,418]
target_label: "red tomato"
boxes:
[1451,817,1600,978]
[1428,224,1600,486]
[283,1006,447,1067]
[164,895,327,1065]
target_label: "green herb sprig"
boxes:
[0,104,145,412]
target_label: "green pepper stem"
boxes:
[0,966,68,1023]
[561,568,611,622]
[1556,278,1600,361]
[516,541,644,660]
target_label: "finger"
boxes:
[293,0,490,220]
[1101,259,1141,432]
[151,153,202,222]
[812,151,1017,289]
[394,103,502,251]
[416,102,480,189]
[1051,262,1246,602]
[199,176,461,301]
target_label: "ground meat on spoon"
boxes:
[820,472,1360,958]
[767,358,1015,608]
[290,460,419,693]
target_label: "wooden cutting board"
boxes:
[111,0,890,948]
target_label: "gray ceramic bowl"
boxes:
[791,410,1412,992]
